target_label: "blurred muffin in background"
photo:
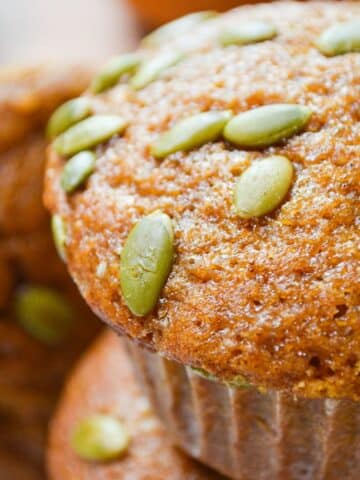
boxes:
[48,331,223,480]
[0,66,100,480]
[0,0,139,66]
[45,1,359,478]
[129,0,268,26]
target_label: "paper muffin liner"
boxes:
[125,340,360,480]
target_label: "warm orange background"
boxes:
[129,0,267,26]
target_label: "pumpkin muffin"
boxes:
[0,66,100,480]
[45,2,359,478]
[48,330,223,480]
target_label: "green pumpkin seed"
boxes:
[224,104,312,148]
[90,53,142,93]
[142,11,217,46]
[120,211,174,317]
[189,367,251,388]
[131,51,184,90]
[219,21,277,46]
[189,367,218,382]
[71,414,130,462]
[315,21,360,56]
[14,286,73,345]
[47,98,92,139]
[151,110,232,159]
[227,375,252,389]
[61,151,96,193]
[233,155,294,218]
[51,214,67,262]
[53,115,127,157]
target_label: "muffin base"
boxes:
[127,341,360,480]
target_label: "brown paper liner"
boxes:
[126,341,360,480]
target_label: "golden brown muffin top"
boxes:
[45,2,360,399]
[48,331,223,480]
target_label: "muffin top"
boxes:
[45,2,360,400]
[48,331,223,480]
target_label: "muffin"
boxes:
[48,330,223,479]
[0,66,100,479]
[45,2,359,479]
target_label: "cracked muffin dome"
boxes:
[45,2,360,400]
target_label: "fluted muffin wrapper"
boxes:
[126,340,360,480]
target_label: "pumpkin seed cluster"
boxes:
[47,103,127,208]
[49,10,359,318]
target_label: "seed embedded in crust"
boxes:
[61,151,96,193]
[219,21,277,46]
[151,110,233,159]
[14,286,73,345]
[224,104,312,148]
[131,51,184,90]
[189,367,252,388]
[51,214,68,262]
[233,155,294,218]
[71,414,130,462]
[47,98,92,139]
[142,10,218,46]
[189,367,218,382]
[227,375,252,389]
[53,115,127,157]
[119,211,174,317]
[315,21,360,56]
[90,53,142,93]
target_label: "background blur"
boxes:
[0,0,140,66]
[0,0,247,66]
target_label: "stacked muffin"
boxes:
[0,67,100,479]
[45,2,359,479]
[48,331,225,479]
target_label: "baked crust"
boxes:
[45,2,360,399]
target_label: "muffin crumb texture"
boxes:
[45,2,360,400]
